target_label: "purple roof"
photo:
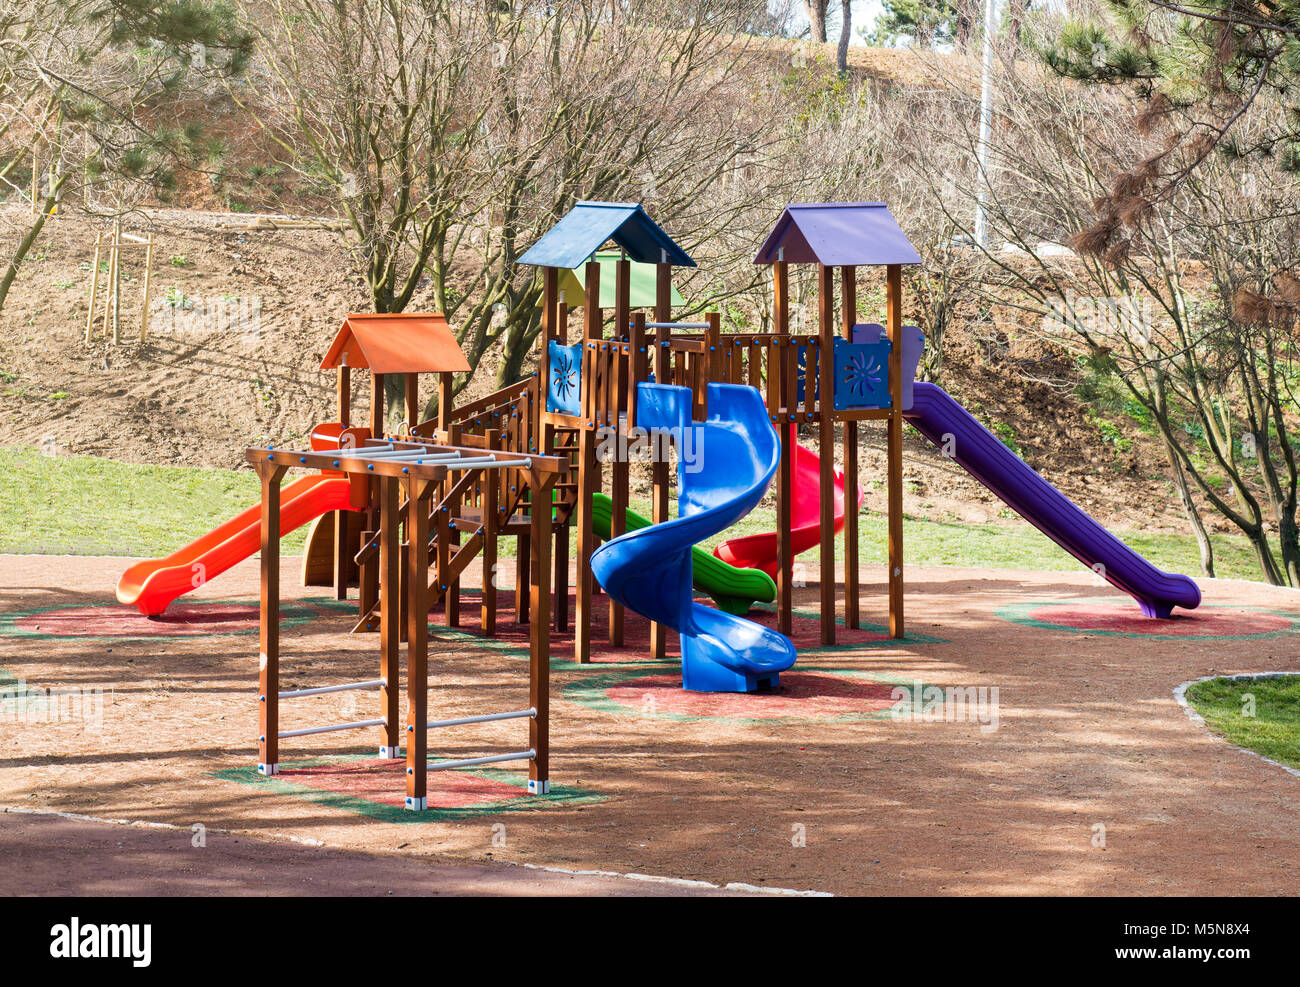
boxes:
[754,202,921,267]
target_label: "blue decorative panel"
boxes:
[795,344,820,405]
[832,337,891,410]
[547,341,583,415]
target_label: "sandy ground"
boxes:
[2,553,1298,896]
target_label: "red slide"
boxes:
[117,473,364,616]
[712,431,863,578]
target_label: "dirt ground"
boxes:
[2,553,1298,896]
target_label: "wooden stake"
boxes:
[84,232,102,345]
[139,233,153,342]
[110,219,122,344]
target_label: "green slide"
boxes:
[590,492,776,615]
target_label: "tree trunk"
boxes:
[836,0,851,74]
[1165,437,1214,578]
[805,0,828,43]
[0,181,61,316]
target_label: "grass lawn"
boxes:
[0,446,308,556]
[1184,676,1300,772]
[0,444,1271,584]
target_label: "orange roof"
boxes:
[320,313,470,374]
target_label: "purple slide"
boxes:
[904,382,1201,617]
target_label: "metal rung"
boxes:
[278,717,386,739]
[644,321,709,329]
[427,750,535,772]
[426,707,536,730]
[444,457,531,470]
[279,678,385,699]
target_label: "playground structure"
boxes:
[116,198,1202,810]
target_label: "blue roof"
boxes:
[519,201,696,269]
[754,202,920,267]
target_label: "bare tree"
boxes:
[891,41,1300,583]
[244,0,797,409]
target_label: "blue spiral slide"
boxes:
[591,383,797,692]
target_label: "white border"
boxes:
[1172,671,1300,780]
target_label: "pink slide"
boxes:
[713,431,863,577]
[117,474,363,616]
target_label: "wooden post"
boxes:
[482,438,499,637]
[139,233,154,342]
[332,364,354,600]
[886,264,905,638]
[437,371,452,434]
[816,264,836,645]
[649,261,673,660]
[85,232,102,344]
[256,460,288,776]
[404,476,433,810]
[573,259,601,663]
[841,265,860,629]
[378,476,402,756]
[529,472,556,793]
[357,371,386,626]
[337,366,351,428]
[704,312,721,416]
[541,265,558,424]
[370,372,385,436]
[404,372,419,434]
[774,260,793,637]
[608,257,631,646]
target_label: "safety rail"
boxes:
[427,707,536,729]
[278,717,387,740]
[279,678,384,699]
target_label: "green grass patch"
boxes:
[0,446,306,557]
[1184,676,1300,771]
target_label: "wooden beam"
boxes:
[574,260,602,663]
[841,265,860,629]
[529,474,555,793]
[608,258,631,646]
[482,431,499,637]
[817,264,836,645]
[256,460,288,775]
[773,260,793,637]
[404,372,419,433]
[886,263,905,638]
[337,366,351,428]
[370,372,385,436]
[378,476,401,755]
[438,371,452,434]
[649,265,672,659]
[574,428,596,663]
[405,477,433,810]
